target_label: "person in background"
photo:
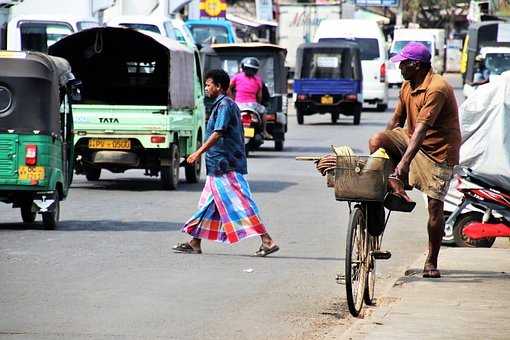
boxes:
[173,69,279,257]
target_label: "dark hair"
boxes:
[205,69,230,91]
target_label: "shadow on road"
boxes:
[396,268,510,285]
[0,220,182,231]
[200,252,345,262]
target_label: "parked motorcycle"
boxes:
[444,166,510,247]
[238,102,266,156]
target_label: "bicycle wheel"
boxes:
[364,235,380,305]
[345,205,368,317]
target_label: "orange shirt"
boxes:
[395,70,461,166]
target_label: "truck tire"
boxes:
[453,213,496,248]
[42,193,60,230]
[297,110,304,125]
[85,167,101,181]
[161,144,180,190]
[185,138,202,184]
[20,201,36,224]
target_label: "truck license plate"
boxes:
[18,166,45,180]
[244,128,255,138]
[89,139,131,150]
[321,95,333,105]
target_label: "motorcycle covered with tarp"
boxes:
[201,43,288,152]
[0,51,78,228]
[293,41,363,125]
[443,71,510,246]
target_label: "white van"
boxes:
[388,28,444,87]
[314,19,388,111]
[107,15,196,49]
[6,14,99,52]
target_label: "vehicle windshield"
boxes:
[119,23,161,34]
[484,53,510,75]
[190,25,228,45]
[302,51,353,79]
[209,56,275,94]
[20,22,73,53]
[163,21,178,40]
[77,21,99,31]
[390,40,432,57]
[319,38,379,60]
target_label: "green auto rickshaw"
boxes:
[0,51,78,228]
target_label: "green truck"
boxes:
[49,26,205,190]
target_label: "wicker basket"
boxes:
[334,155,392,202]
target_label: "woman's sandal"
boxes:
[172,242,202,254]
[255,244,280,257]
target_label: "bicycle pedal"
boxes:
[371,250,392,260]
[335,274,346,285]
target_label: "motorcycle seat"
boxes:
[468,172,510,196]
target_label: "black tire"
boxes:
[331,113,339,124]
[453,213,496,248]
[353,111,361,125]
[185,138,202,183]
[296,110,304,125]
[85,167,101,181]
[364,235,379,305]
[161,144,180,190]
[274,139,284,151]
[20,202,36,224]
[346,206,368,317]
[42,192,60,230]
[376,103,388,112]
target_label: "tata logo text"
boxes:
[99,118,119,123]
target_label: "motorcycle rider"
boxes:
[229,57,270,139]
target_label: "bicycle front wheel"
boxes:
[345,205,368,317]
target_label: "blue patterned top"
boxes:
[205,95,247,176]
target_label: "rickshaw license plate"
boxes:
[18,166,45,180]
[89,139,131,150]
[244,128,255,138]
[321,95,334,105]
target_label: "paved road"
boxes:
[0,78,464,339]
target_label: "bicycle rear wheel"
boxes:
[345,205,368,317]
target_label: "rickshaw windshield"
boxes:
[209,56,276,95]
[190,25,228,45]
[301,49,355,79]
[485,53,510,74]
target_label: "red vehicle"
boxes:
[444,167,510,247]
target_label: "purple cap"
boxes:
[390,42,431,63]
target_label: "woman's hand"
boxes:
[315,154,336,176]
[187,151,201,165]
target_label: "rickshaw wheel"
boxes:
[296,110,304,125]
[353,111,361,125]
[42,193,60,230]
[20,202,36,224]
[331,113,339,124]
[161,144,180,190]
[85,167,101,181]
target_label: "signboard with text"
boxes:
[199,0,227,18]
[354,0,399,7]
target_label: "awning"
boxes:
[226,13,278,28]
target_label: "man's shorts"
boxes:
[384,128,454,201]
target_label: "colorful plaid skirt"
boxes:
[181,171,268,244]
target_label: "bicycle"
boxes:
[344,202,391,316]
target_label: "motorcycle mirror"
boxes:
[454,165,470,178]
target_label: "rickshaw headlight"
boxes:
[0,86,13,115]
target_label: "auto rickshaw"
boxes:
[0,51,78,228]
[293,41,363,125]
[202,43,288,151]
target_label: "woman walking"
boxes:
[172,69,279,256]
